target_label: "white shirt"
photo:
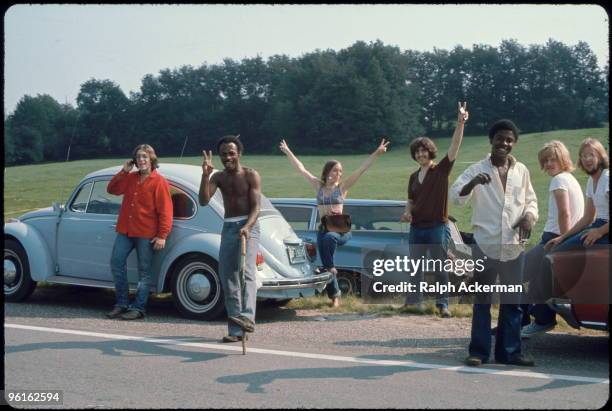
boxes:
[450,154,538,261]
[586,169,609,221]
[543,172,584,235]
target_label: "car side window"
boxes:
[343,205,406,231]
[275,206,312,231]
[86,180,122,215]
[69,182,93,212]
[170,185,196,219]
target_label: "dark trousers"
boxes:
[521,231,558,326]
[469,243,525,362]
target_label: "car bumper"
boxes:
[548,299,609,331]
[259,272,331,291]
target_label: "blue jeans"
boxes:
[521,231,558,326]
[469,243,525,363]
[317,229,352,299]
[219,220,260,337]
[405,223,450,309]
[110,233,155,313]
[553,219,609,250]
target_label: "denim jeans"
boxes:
[317,229,352,299]
[521,231,558,326]
[553,219,609,250]
[469,243,525,363]
[219,220,260,337]
[404,223,450,309]
[110,233,155,313]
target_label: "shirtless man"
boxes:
[199,135,261,342]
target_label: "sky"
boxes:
[3,4,609,114]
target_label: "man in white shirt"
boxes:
[450,119,538,367]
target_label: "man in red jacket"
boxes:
[105,144,173,320]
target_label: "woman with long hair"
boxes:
[279,138,389,307]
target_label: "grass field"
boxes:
[5,127,608,246]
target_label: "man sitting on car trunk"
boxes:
[199,135,261,343]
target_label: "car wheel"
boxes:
[170,255,225,320]
[4,239,37,302]
[337,271,360,296]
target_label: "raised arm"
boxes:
[447,101,469,162]
[107,159,134,195]
[198,150,219,206]
[279,139,321,190]
[342,138,390,192]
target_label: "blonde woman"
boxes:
[521,140,584,336]
[279,138,389,307]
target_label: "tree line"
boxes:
[5,39,608,166]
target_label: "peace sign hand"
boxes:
[458,101,469,123]
[375,138,390,155]
[202,150,214,175]
[279,139,291,155]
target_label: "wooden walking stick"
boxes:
[240,233,247,355]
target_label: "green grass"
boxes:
[5,127,608,247]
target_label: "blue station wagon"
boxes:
[271,198,472,295]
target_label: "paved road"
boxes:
[4,286,609,408]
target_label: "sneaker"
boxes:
[120,309,145,320]
[521,322,555,339]
[438,306,452,318]
[465,356,485,367]
[497,354,535,367]
[105,307,128,319]
[222,335,248,343]
[228,315,255,333]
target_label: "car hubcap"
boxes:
[4,250,23,293]
[176,261,220,313]
[4,259,17,284]
[187,273,211,302]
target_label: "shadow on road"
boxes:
[216,364,420,394]
[5,336,228,363]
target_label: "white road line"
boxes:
[6,323,609,385]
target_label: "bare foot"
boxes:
[331,297,340,308]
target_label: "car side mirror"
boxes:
[52,202,65,213]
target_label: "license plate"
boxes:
[287,245,306,264]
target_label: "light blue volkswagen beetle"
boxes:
[4,164,331,320]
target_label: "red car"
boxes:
[548,246,609,331]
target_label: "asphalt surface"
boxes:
[3,285,610,408]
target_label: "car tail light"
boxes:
[305,242,317,259]
[256,251,264,270]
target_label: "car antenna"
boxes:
[59,110,81,210]
[179,135,188,161]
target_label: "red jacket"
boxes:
[107,169,173,239]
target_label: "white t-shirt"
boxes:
[586,169,609,221]
[543,172,585,235]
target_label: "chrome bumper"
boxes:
[259,272,331,291]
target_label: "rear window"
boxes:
[343,205,405,231]
[275,206,312,231]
